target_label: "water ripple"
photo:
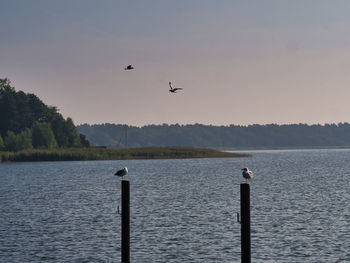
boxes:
[0,150,349,262]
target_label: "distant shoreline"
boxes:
[0,146,250,162]
[217,146,350,151]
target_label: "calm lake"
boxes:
[1,149,349,262]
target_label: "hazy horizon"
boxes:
[2,1,350,126]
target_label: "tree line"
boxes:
[0,78,89,152]
[77,122,350,148]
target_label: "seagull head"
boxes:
[242,168,248,171]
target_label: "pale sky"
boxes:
[1,0,350,126]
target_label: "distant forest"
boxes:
[0,78,89,152]
[77,122,350,148]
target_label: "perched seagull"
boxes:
[169,81,183,93]
[242,168,253,183]
[124,65,134,70]
[114,167,128,179]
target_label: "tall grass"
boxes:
[0,146,249,162]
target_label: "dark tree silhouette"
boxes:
[0,78,90,151]
[78,122,350,148]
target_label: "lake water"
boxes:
[0,149,349,262]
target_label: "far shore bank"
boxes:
[0,146,250,162]
[217,145,350,151]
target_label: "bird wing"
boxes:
[169,82,174,90]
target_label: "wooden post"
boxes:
[240,183,251,263]
[121,180,130,263]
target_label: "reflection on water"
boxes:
[0,149,349,262]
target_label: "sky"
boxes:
[1,0,350,126]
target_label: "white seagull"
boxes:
[169,81,183,93]
[114,167,128,179]
[242,168,253,183]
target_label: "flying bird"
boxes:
[114,167,128,179]
[124,65,134,70]
[242,168,253,183]
[169,81,183,93]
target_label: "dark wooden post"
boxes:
[240,183,251,263]
[121,180,130,263]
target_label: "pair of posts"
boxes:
[118,174,251,263]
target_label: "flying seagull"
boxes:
[169,81,183,93]
[242,168,253,183]
[114,167,128,179]
[124,65,134,70]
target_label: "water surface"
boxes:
[0,149,349,262]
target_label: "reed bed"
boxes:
[0,146,249,162]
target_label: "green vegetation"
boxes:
[0,146,249,162]
[0,135,4,151]
[0,78,90,151]
[78,122,350,148]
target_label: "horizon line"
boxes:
[76,121,350,128]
